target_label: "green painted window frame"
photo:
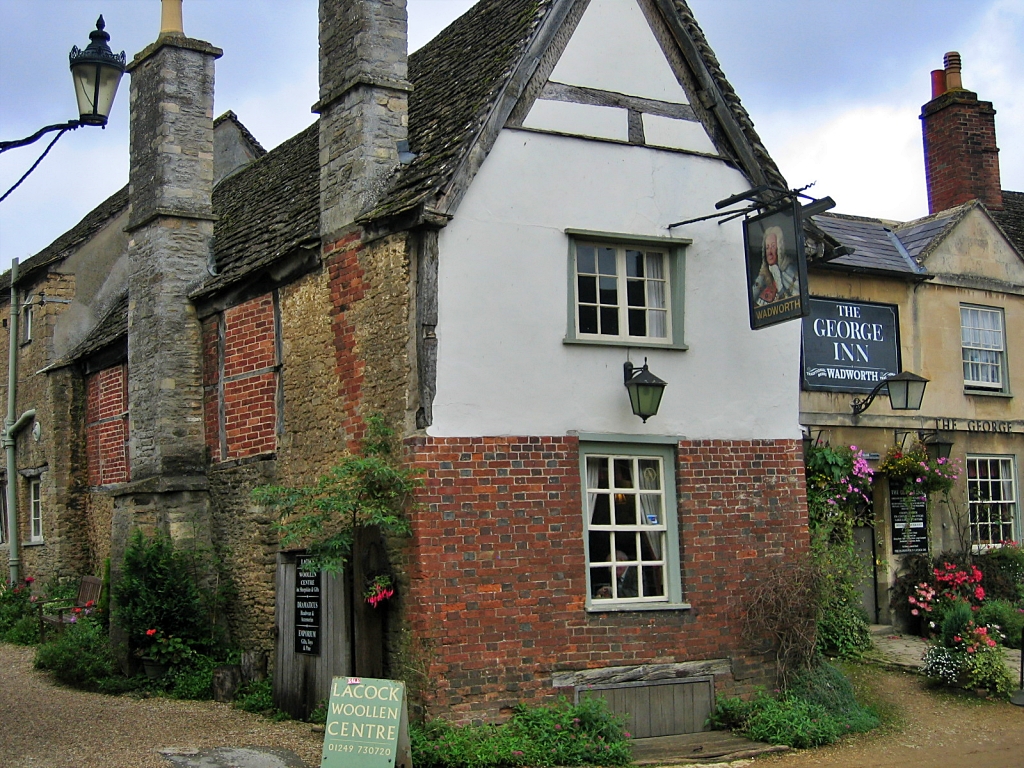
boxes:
[579,440,688,612]
[564,229,689,350]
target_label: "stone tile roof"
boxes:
[198,124,320,297]
[993,190,1024,254]
[812,213,928,276]
[366,0,552,221]
[61,290,129,365]
[0,185,128,295]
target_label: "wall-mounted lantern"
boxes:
[623,359,666,423]
[919,430,955,461]
[851,371,928,416]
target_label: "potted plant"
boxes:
[364,574,395,608]
[139,628,193,678]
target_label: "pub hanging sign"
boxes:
[744,199,809,330]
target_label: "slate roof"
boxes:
[993,190,1024,254]
[812,213,929,277]
[0,185,128,295]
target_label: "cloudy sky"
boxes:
[1,0,1022,274]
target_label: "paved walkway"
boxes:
[867,625,1023,681]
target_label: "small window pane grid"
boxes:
[586,454,667,603]
[961,306,1004,389]
[576,244,669,342]
[29,480,42,543]
[967,456,1018,547]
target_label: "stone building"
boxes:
[2,0,815,729]
[799,53,1024,624]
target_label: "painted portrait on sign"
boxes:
[743,201,808,329]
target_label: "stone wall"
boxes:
[402,435,808,723]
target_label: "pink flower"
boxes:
[146,628,158,636]
[24,577,34,584]
[911,609,919,616]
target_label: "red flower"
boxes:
[146,628,158,636]
[85,600,95,608]
[24,576,34,584]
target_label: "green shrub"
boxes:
[169,654,218,700]
[4,614,41,645]
[817,593,872,658]
[114,531,208,652]
[940,600,974,647]
[0,578,38,637]
[707,662,878,748]
[976,599,1024,649]
[976,544,1024,602]
[742,695,842,749]
[34,619,121,690]
[234,679,289,720]
[411,697,631,768]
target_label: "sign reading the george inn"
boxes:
[322,677,410,768]
[295,555,321,656]
[802,299,900,393]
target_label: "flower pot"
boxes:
[141,657,169,680]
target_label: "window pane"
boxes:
[591,567,613,599]
[616,565,638,598]
[646,253,664,279]
[613,459,633,488]
[579,305,598,334]
[598,247,616,275]
[628,308,646,337]
[626,250,644,277]
[642,566,665,597]
[648,310,667,338]
[626,279,645,307]
[647,280,665,310]
[589,531,611,562]
[615,532,637,559]
[588,457,608,489]
[577,245,596,274]
[599,276,618,305]
[614,494,637,525]
[578,275,597,304]
[591,494,611,525]
[600,307,618,335]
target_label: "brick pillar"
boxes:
[921,52,1002,213]
[112,31,223,568]
[315,0,411,239]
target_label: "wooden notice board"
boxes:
[322,677,411,768]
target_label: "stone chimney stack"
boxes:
[119,1,221,547]
[921,52,1002,213]
[315,0,411,239]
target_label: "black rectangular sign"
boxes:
[744,200,809,329]
[295,555,321,656]
[890,487,929,555]
[802,299,900,393]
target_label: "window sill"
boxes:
[564,337,688,351]
[586,601,691,613]
[22,540,44,547]
[963,389,1012,398]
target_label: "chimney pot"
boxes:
[931,69,947,99]
[944,51,963,91]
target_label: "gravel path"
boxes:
[0,643,323,768]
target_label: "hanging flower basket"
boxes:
[364,574,395,608]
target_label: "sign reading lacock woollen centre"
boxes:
[802,299,900,392]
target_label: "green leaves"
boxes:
[253,414,421,572]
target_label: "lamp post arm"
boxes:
[851,378,889,416]
[0,120,80,154]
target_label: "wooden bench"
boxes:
[37,575,103,640]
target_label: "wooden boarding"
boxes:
[37,575,103,640]
[579,676,714,737]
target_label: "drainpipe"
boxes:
[5,259,36,584]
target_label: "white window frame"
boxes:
[580,441,685,611]
[21,300,32,344]
[29,479,42,543]
[960,305,1007,392]
[565,230,689,350]
[966,455,1018,547]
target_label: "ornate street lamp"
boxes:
[69,16,127,127]
[850,371,929,416]
[623,359,667,423]
[0,17,125,201]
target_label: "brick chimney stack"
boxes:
[921,52,1002,213]
[315,0,411,239]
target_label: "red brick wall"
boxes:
[202,294,279,462]
[85,364,129,486]
[922,91,1002,213]
[404,436,808,722]
[326,231,367,449]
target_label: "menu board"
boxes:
[890,487,929,555]
[295,555,321,655]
